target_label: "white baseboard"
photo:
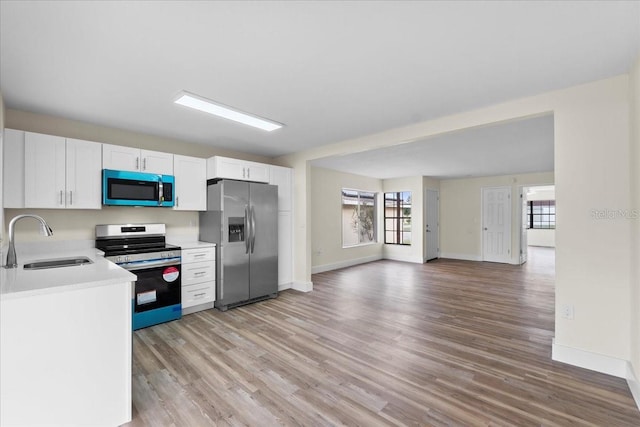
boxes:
[312,254,383,274]
[627,363,640,411]
[551,339,627,378]
[439,252,482,262]
[382,254,424,264]
[278,282,293,292]
[291,281,313,292]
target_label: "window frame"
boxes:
[528,200,556,229]
[341,188,378,248]
[384,191,412,245]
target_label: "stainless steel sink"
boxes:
[23,256,94,270]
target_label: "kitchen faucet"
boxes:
[4,214,54,268]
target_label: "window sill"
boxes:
[342,242,379,249]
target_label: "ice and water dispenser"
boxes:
[228,217,245,242]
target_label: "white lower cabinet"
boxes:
[181,245,216,315]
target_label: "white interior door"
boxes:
[519,187,528,264]
[482,186,511,263]
[425,189,439,261]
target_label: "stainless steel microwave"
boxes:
[102,169,175,207]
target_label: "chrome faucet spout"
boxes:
[4,214,54,269]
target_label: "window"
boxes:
[342,189,377,247]
[384,191,412,245]
[528,200,556,229]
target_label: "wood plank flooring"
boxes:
[124,248,640,426]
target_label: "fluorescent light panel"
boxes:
[174,91,283,132]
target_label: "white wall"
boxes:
[310,167,383,273]
[277,72,636,374]
[439,172,554,263]
[5,207,199,243]
[630,57,640,391]
[527,229,555,248]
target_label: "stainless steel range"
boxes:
[96,223,181,330]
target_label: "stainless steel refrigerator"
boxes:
[199,180,278,311]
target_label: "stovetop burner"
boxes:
[95,223,180,258]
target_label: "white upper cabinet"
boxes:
[3,129,25,208]
[173,155,206,211]
[206,156,270,183]
[24,132,66,209]
[23,132,102,209]
[101,144,139,172]
[103,144,173,175]
[65,138,102,209]
[140,149,173,175]
[268,165,293,212]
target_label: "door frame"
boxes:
[519,186,528,265]
[424,188,440,262]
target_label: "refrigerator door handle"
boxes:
[252,206,257,253]
[244,205,250,254]
[219,245,224,300]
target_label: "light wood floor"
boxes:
[124,248,640,426]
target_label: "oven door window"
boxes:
[133,264,181,313]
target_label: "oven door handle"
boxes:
[117,257,180,271]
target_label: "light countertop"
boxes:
[1,241,136,301]
[168,239,216,250]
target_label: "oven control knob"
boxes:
[162,252,168,258]
[125,256,131,262]
[116,256,123,263]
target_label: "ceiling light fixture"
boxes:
[174,91,283,132]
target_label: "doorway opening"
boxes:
[519,185,556,265]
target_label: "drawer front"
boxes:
[182,282,215,308]
[182,260,215,286]
[182,248,215,263]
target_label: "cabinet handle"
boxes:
[242,167,246,178]
[194,253,206,258]
[194,292,206,298]
[70,190,73,206]
[136,157,140,170]
[176,196,179,207]
[194,271,206,276]
[248,168,250,179]
[143,158,147,171]
[60,190,64,206]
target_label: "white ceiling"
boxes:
[311,114,554,179]
[1,1,639,160]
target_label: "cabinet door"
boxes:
[269,165,292,211]
[66,138,102,209]
[24,132,66,209]
[173,155,206,211]
[102,144,140,172]
[207,156,247,180]
[278,210,293,286]
[206,156,270,183]
[140,149,173,175]
[245,161,270,183]
[3,129,25,208]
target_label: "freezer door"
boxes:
[249,183,278,299]
[219,180,250,306]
